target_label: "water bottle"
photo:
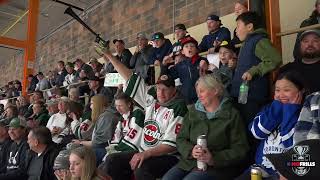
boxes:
[197,135,207,171]
[238,81,249,104]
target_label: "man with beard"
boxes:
[280,29,320,93]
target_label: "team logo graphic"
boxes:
[289,145,315,176]
[143,120,162,147]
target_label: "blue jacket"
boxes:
[231,32,269,102]
[250,100,301,175]
[148,39,172,65]
[198,27,231,52]
[169,55,207,104]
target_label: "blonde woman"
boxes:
[69,146,111,180]
[72,95,120,164]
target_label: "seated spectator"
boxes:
[214,40,237,90]
[13,80,22,97]
[293,0,320,61]
[54,61,68,87]
[198,14,231,53]
[24,91,45,119]
[102,49,188,180]
[148,32,173,65]
[0,122,12,173]
[0,105,18,125]
[113,39,133,69]
[35,72,51,91]
[72,95,120,165]
[129,32,154,81]
[63,62,77,87]
[231,11,281,126]
[26,127,60,180]
[167,36,208,105]
[237,71,305,179]
[46,99,59,116]
[280,29,320,94]
[27,74,39,93]
[47,70,57,88]
[68,87,84,106]
[162,24,190,74]
[0,118,29,179]
[5,82,14,98]
[231,1,248,54]
[46,97,69,144]
[74,58,95,80]
[28,101,50,128]
[69,101,93,140]
[163,74,249,180]
[69,146,110,180]
[266,139,320,180]
[89,58,103,77]
[16,96,30,117]
[109,92,145,152]
[88,76,114,104]
[294,91,320,144]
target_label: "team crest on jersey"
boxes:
[143,120,162,146]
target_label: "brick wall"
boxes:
[1,0,242,86]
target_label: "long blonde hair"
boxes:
[91,95,109,123]
[70,146,97,180]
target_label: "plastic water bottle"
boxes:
[238,81,249,104]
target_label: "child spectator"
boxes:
[166,36,208,105]
[231,11,282,126]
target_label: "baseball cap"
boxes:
[151,32,164,41]
[36,72,44,76]
[180,36,198,47]
[207,14,221,22]
[7,118,27,128]
[175,24,187,31]
[216,41,236,52]
[266,139,320,179]
[113,39,125,44]
[66,62,74,68]
[300,29,320,41]
[156,74,175,87]
[89,58,99,64]
[88,76,100,81]
[137,32,148,39]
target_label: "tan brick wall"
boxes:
[1,0,242,86]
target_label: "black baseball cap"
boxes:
[151,32,164,41]
[207,14,221,22]
[113,39,125,44]
[300,29,320,41]
[156,74,175,87]
[216,41,236,52]
[36,72,44,76]
[88,76,100,81]
[175,24,187,31]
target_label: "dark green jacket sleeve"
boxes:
[212,110,249,167]
[247,38,282,77]
[176,112,195,160]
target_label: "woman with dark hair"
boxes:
[238,71,306,179]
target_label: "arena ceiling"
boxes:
[0,0,102,62]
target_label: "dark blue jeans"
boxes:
[162,166,215,180]
[94,147,106,166]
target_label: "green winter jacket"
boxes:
[35,110,50,126]
[176,97,249,179]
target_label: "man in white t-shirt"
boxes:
[46,97,69,143]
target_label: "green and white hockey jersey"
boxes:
[110,106,145,152]
[124,74,188,152]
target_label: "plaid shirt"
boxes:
[294,92,320,144]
